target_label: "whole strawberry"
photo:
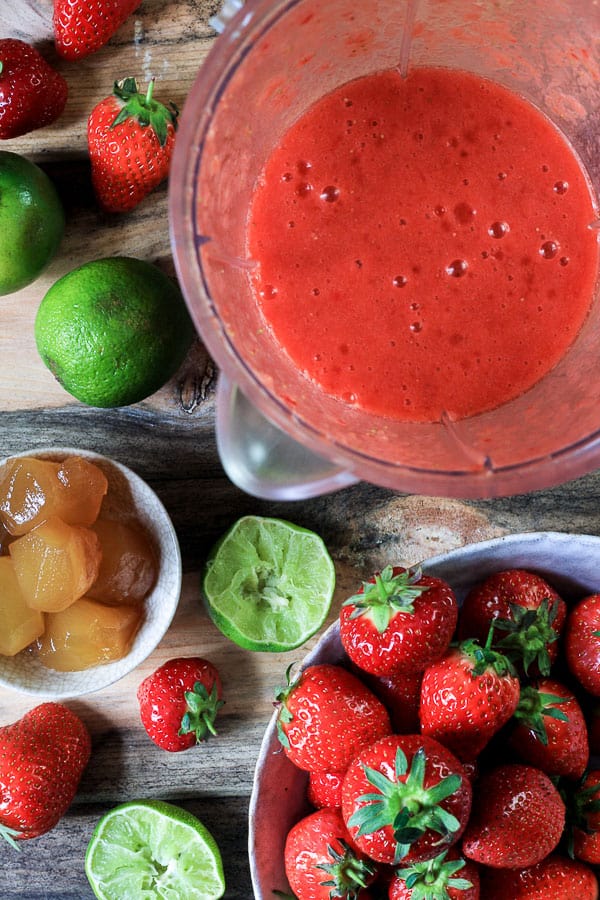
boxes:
[565,594,600,696]
[0,702,91,842]
[478,853,598,900]
[388,847,480,900]
[0,39,68,139]
[88,77,178,213]
[284,806,377,900]
[508,678,589,779]
[457,568,566,675]
[419,635,520,762]
[462,763,565,868]
[342,734,472,865]
[54,0,142,61]
[340,566,457,677]
[276,664,391,774]
[137,657,224,752]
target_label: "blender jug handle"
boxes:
[215,374,360,500]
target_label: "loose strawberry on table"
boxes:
[565,594,600,696]
[0,702,91,843]
[284,806,377,900]
[53,0,142,60]
[137,657,224,753]
[341,734,472,865]
[0,39,68,139]
[87,76,178,213]
[457,568,566,675]
[340,566,457,677]
[508,678,589,778]
[462,763,565,868]
[275,664,391,774]
[478,853,598,900]
[419,633,520,762]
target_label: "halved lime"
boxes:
[85,799,225,900]
[202,515,336,652]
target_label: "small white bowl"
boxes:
[0,447,182,698]
[249,531,600,899]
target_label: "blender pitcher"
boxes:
[169,0,600,500]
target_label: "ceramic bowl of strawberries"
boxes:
[0,447,182,698]
[249,531,600,900]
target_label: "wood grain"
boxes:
[2,1,600,897]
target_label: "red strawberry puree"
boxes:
[247,67,599,423]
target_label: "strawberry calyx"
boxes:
[0,823,21,850]
[110,77,178,146]
[394,849,474,899]
[513,685,570,745]
[459,627,516,679]
[178,680,224,743]
[349,746,462,864]
[274,663,299,750]
[316,839,376,899]
[343,565,429,633]
[493,597,560,675]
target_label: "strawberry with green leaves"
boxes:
[508,678,589,779]
[565,594,600,696]
[478,854,598,900]
[462,763,565,868]
[276,664,391,774]
[388,847,480,900]
[0,702,91,843]
[87,77,178,213]
[137,657,224,752]
[284,806,378,900]
[419,632,520,762]
[340,566,457,677]
[0,39,68,139]
[564,769,600,865]
[457,569,566,676]
[54,0,142,60]
[341,734,472,865]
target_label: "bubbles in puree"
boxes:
[247,67,599,423]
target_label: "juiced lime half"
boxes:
[85,800,225,900]
[202,515,336,652]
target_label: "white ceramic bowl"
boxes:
[249,531,600,898]
[0,447,182,698]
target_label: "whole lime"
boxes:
[0,150,65,295]
[34,256,196,408]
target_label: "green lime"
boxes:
[85,799,225,900]
[202,515,336,652]
[0,150,64,296]
[34,256,195,408]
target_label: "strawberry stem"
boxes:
[343,566,429,634]
[395,849,474,898]
[178,681,224,743]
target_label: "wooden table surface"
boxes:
[2,1,600,897]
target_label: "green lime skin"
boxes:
[202,515,336,652]
[34,256,196,408]
[85,799,226,900]
[0,151,65,295]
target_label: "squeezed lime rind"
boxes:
[85,799,225,900]
[202,516,336,652]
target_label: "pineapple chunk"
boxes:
[88,519,157,605]
[36,597,142,671]
[10,517,102,613]
[0,456,107,536]
[0,557,44,656]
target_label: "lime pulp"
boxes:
[84,799,225,900]
[202,515,336,652]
